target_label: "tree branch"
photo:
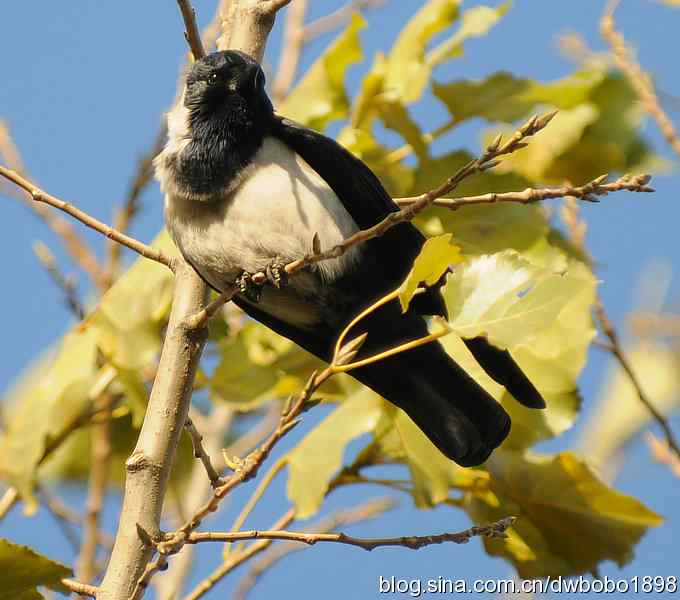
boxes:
[232,498,396,600]
[183,509,296,600]
[33,241,86,319]
[78,393,115,583]
[0,165,174,270]
[271,112,557,283]
[177,0,207,60]
[271,0,309,104]
[130,367,334,598]
[184,416,225,489]
[561,200,680,464]
[302,0,388,42]
[0,120,106,289]
[185,516,514,550]
[60,578,99,598]
[601,0,680,159]
[97,262,208,600]
[395,173,653,209]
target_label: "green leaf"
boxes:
[444,252,592,346]
[384,1,508,104]
[398,233,461,312]
[0,538,71,600]
[338,127,415,196]
[87,232,175,372]
[210,335,280,408]
[285,390,384,518]
[384,0,460,103]
[0,328,99,511]
[433,69,606,125]
[466,450,663,578]
[441,253,596,446]
[280,13,365,131]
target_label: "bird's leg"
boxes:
[264,257,289,290]
[235,271,262,303]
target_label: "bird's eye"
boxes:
[207,73,219,86]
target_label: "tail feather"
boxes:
[463,337,546,409]
[352,329,511,467]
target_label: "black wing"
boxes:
[271,116,446,318]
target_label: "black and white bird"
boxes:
[155,50,545,467]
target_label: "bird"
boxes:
[155,50,546,467]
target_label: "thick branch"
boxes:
[97,262,208,600]
[0,165,173,270]
[131,367,334,598]
[601,0,680,159]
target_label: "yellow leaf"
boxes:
[398,233,461,312]
[466,450,663,578]
[280,14,365,131]
[285,390,384,518]
[0,539,72,600]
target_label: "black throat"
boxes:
[171,95,271,197]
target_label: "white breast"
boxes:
[163,137,361,327]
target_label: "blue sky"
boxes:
[1,1,679,598]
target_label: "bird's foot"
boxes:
[235,271,262,303]
[264,258,289,290]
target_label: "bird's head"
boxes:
[183,50,273,135]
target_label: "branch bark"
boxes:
[97,2,289,598]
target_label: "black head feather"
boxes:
[174,51,274,197]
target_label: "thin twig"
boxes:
[107,128,167,278]
[253,112,558,285]
[183,509,296,600]
[562,200,680,463]
[233,498,396,600]
[302,0,388,42]
[60,578,99,598]
[0,120,106,289]
[33,241,86,319]
[78,393,115,583]
[177,0,207,60]
[395,173,654,209]
[0,165,174,270]
[271,0,309,104]
[601,0,680,159]
[184,417,225,488]
[185,516,514,550]
[593,299,680,459]
[646,432,680,478]
[629,311,680,337]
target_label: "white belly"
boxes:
[164,137,361,327]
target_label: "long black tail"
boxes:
[463,337,546,409]
[351,317,513,467]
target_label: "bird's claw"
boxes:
[236,271,262,303]
[265,259,288,289]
